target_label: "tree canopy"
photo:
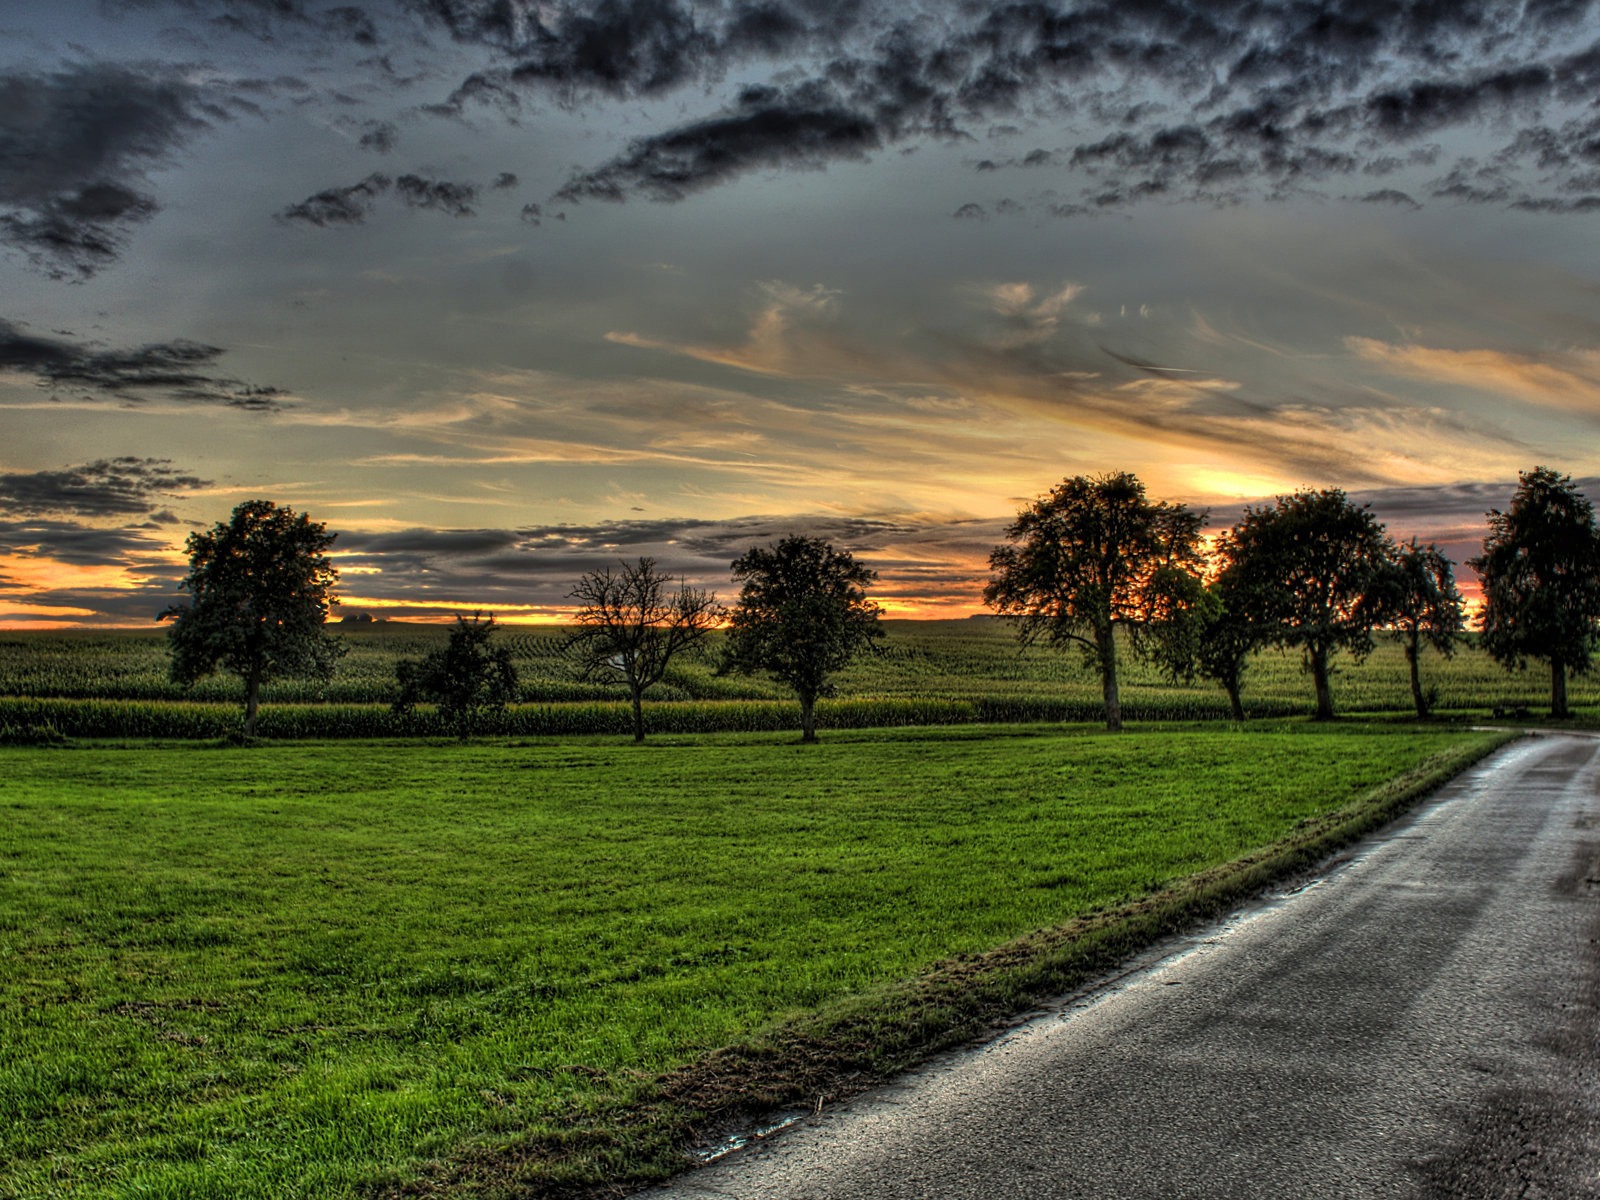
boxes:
[1469,466,1600,718]
[393,612,518,738]
[159,499,344,737]
[725,536,883,743]
[565,557,722,742]
[1220,489,1389,720]
[983,471,1207,731]
[1371,538,1465,717]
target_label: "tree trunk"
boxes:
[1310,645,1334,720]
[630,685,646,743]
[1224,676,1245,722]
[1098,623,1122,733]
[1406,637,1428,718]
[243,660,263,737]
[1552,659,1569,719]
[799,690,818,743]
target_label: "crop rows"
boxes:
[1,621,1593,734]
[0,696,980,740]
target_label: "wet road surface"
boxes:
[646,734,1600,1199]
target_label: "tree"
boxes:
[1371,538,1465,717]
[1194,558,1258,722]
[159,499,344,737]
[564,557,722,743]
[982,472,1207,732]
[393,612,518,738]
[1468,466,1600,719]
[725,536,884,743]
[1223,489,1390,720]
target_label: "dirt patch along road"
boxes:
[647,734,1600,1199]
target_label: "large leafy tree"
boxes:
[1223,489,1390,720]
[1371,538,1465,717]
[725,536,883,743]
[159,499,344,737]
[1468,466,1600,719]
[983,472,1207,732]
[394,612,519,739]
[565,557,722,743]
[1195,554,1259,722]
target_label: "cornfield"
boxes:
[0,619,1593,738]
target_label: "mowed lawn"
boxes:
[1,725,1498,1198]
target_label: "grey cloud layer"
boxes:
[0,458,209,518]
[0,63,219,279]
[454,0,1600,214]
[15,2,1600,274]
[0,319,289,410]
[332,513,1004,611]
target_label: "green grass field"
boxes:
[0,725,1506,1198]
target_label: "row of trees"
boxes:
[984,466,1600,730]
[159,506,881,741]
[159,466,1600,739]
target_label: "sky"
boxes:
[3,0,1600,626]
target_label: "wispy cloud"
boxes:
[1348,337,1600,415]
[0,319,290,410]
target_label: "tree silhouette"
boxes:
[393,612,518,739]
[1469,466,1600,719]
[1223,489,1389,720]
[1194,554,1259,722]
[159,499,344,737]
[565,557,721,743]
[1371,538,1465,717]
[983,472,1207,732]
[725,536,883,743]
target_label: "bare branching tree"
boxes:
[565,557,722,742]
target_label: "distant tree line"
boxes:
[986,466,1600,729]
[160,466,1600,739]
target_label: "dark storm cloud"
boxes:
[0,319,289,411]
[0,458,209,519]
[395,173,479,215]
[0,63,218,279]
[280,171,492,223]
[554,86,882,203]
[276,172,393,225]
[358,120,399,152]
[524,0,1600,212]
[504,0,718,98]
[1356,188,1422,208]
[107,0,381,45]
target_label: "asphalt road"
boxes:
[646,733,1600,1199]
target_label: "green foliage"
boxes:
[0,727,1494,1199]
[393,613,518,738]
[726,536,884,741]
[0,720,66,746]
[1221,489,1390,719]
[1194,567,1257,721]
[1469,466,1600,718]
[1372,538,1466,717]
[984,471,1207,731]
[565,557,722,741]
[159,499,345,735]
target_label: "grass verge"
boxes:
[390,729,1519,1199]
